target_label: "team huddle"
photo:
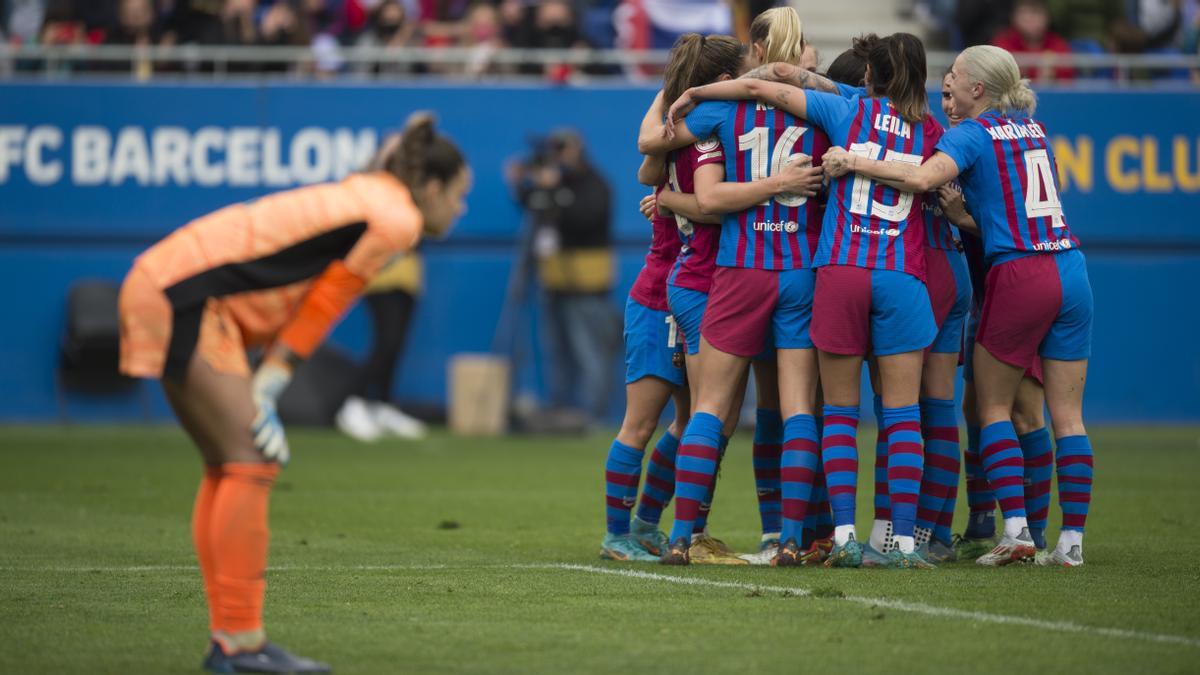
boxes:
[601,7,1095,570]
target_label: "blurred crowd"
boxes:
[0,0,631,77]
[4,0,1196,80]
[916,0,1200,81]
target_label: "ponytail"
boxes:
[383,111,465,189]
[853,33,928,124]
[662,34,705,111]
[959,45,1038,116]
[750,6,804,65]
[662,32,745,110]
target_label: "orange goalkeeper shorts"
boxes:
[118,263,251,380]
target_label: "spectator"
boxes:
[5,0,47,44]
[508,130,619,425]
[260,0,311,46]
[992,0,1074,81]
[354,0,416,74]
[106,0,159,45]
[462,1,502,77]
[533,0,585,81]
[155,0,258,49]
[1135,0,1184,51]
[1047,0,1135,51]
[499,0,535,49]
[38,0,90,45]
[418,0,471,48]
[99,0,160,77]
[300,0,339,38]
[956,0,1014,46]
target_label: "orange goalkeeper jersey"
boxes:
[134,171,422,361]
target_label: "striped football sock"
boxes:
[917,398,960,544]
[812,459,834,541]
[884,404,923,548]
[669,413,723,543]
[801,415,823,546]
[980,421,1028,536]
[964,423,997,538]
[1019,427,1053,549]
[1056,435,1094,537]
[872,395,890,522]
[752,409,783,537]
[692,435,728,535]
[604,440,644,536]
[780,414,819,545]
[635,432,678,526]
[821,405,860,545]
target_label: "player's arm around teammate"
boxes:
[117,114,470,672]
[825,46,1095,567]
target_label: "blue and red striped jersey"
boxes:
[666,139,724,294]
[805,92,938,280]
[936,110,1080,265]
[683,100,830,271]
[923,179,961,252]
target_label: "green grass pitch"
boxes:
[2,425,1198,674]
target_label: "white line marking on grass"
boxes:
[525,563,1200,650]
[10,560,1200,649]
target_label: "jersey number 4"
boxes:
[737,126,808,207]
[847,142,923,222]
[1023,148,1066,228]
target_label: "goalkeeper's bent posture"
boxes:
[117,114,469,674]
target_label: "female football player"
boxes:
[599,32,747,563]
[118,114,470,672]
[641,14,838,568]
[822,45,1094,567]
[667,33,945,569]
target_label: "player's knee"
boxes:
[977,403,1014,427]
[667,418,687,439]
[1010,406,1046,435]
[618,416,658,448]
[1046,410,1086,439]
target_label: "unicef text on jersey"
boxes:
[752,220,800,234]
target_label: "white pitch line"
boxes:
[0,564,456,573]
[524,563,1200,650]
[6,560,1199,649]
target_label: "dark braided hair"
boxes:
[381,113,465,191]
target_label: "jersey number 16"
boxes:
[737,126,808,207]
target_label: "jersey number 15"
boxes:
[847,142,924,222]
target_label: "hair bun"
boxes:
[403,111,437,139]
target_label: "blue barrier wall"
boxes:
[2,83,1198,423]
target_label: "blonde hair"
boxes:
[750,7,804,65]
[958,45,1038,116]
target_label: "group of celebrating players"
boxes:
[601,6,1095,571]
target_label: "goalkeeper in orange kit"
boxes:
[117,114,470,673]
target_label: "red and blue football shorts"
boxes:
[976,248,1093,370]
[623,295,684,386]
[926,246,972,354]
[700,266,815,358]
[811,265,937,357]
[964,306,1044,384]
[667,283,708,357]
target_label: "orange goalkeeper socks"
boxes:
[192,464,225,633]
[208,462,280,634]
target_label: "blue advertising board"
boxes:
[1,82,1198,423]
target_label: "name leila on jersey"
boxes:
[873,114,912,139]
